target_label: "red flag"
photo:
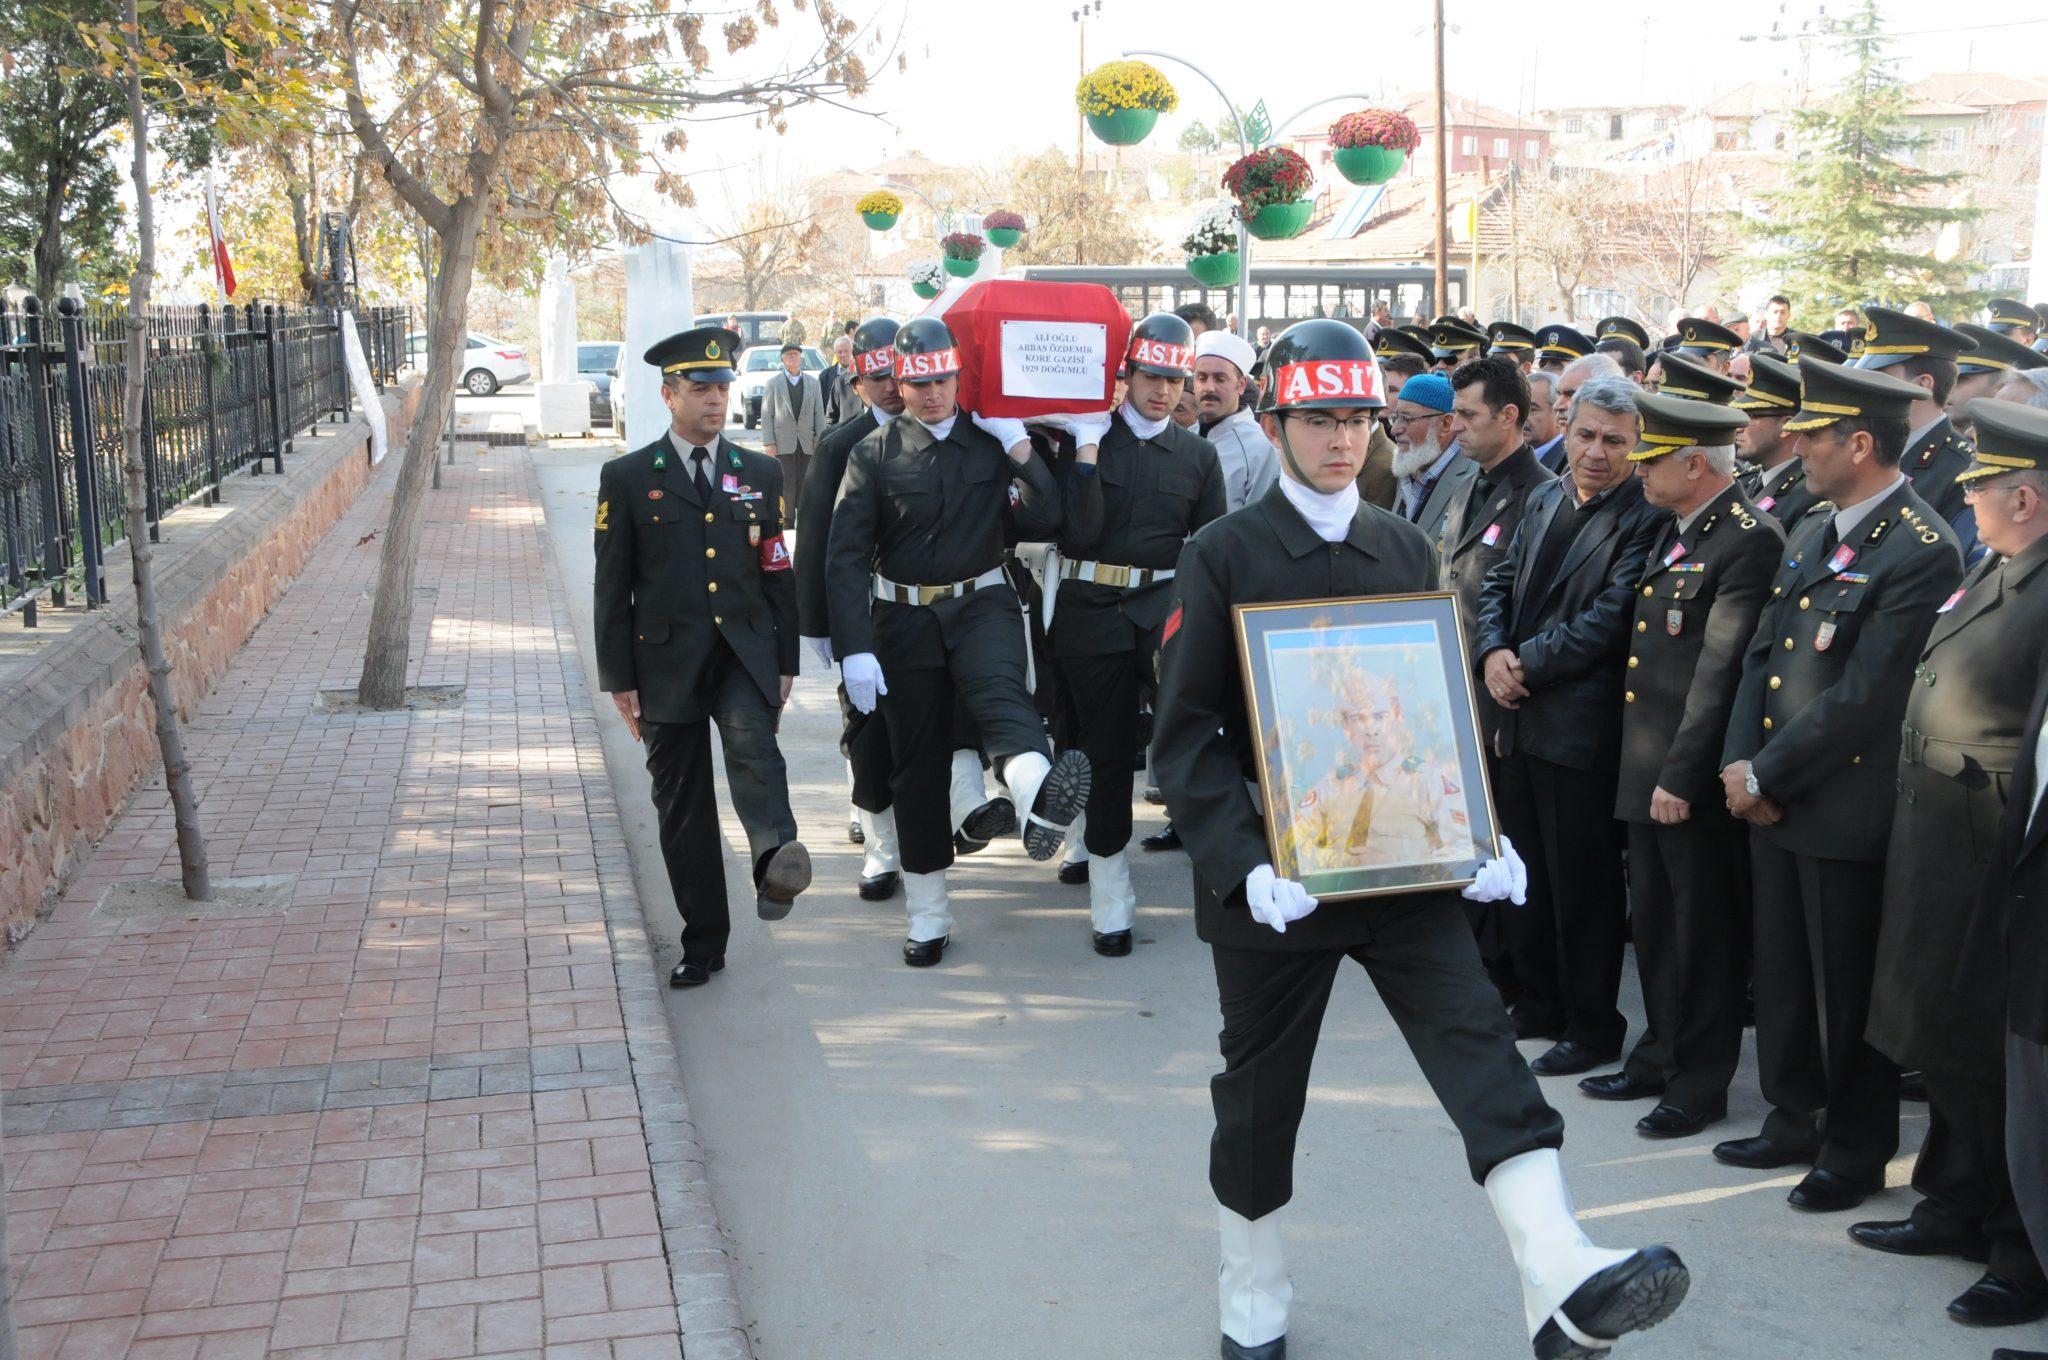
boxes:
[204,166,237,298]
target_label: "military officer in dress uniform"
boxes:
[1856,397,2048,1329]
[1047,313,1225,955]
[1430,316,1489,372]
[1854,305,1980,535]
[826,316,1091,966]
[1668,318,1743,375]
[1736,356,1823,527]
[1534,324,1594,375]
[1652,352,1743,406]
[1488,321,1539,373]
[1950,324,2048,438]
[1582,393,1783,1137]
[1715,359,1965,1212]
[1154,319,1688,1360]
[1988,298,2042,348]
[1786,331,1851,368]
[594,326,811,988]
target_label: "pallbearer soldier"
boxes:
[797,316,907,901]
[1853,305,1980,532]
[1715,359,1964,1212]
[1049,314,1225,955]
[1488,320,1539,373]
[1949,324,2048,438]
[1154,319,1688,1360]
[1859,398,2048,1328]
[594,327,810,988]
[1734,355,1822,527]
[826,316,1091,967]
[1583,393,1783,1137]
[1668,317,1742,375]
[1534,324,1594,375]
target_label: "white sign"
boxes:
[1000,319,1108,400]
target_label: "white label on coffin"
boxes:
[1000,320,1108,400]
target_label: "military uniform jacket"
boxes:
[1613,493,1784,821]
[1721,481,1964,863]
[1957,667,2048,1046]
[825,414,1062,668]
[1904,415,1973,526]
[1051,412,1226,658]
[1438,443,1554,650]
[1153,486,1456,952]
[1474,476,1668,770]
[1740,458,1824,529]
[1868,539,2048,1076]
[795,408,885,640]
[592,435,798,724]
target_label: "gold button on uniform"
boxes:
[707,581,718,593]
[1769,676,1782,690]
[1764,717,1774,729]
[1628,656,1639,669]
[714,615,723,624]
[1636,620,1647,633]
[1625,691,1636,703]
[1784,637,1795,651]
[1643,585,1654,597]
[651,514,660,523]
[1799,596,1810,609]
[706,548,716,558]
[705,512,715,523]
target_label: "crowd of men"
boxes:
[592,288,2048,1360]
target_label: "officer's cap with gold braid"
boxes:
[1955,323,2048,376]
[1374,326,1436,365]
[1596,315,1651,349]
[1428,317,1488,359]
[1486,321,1537,356]
[1535,324,1594,362]
[1631,390,1748,461]
[1785,331,1848,367]
[1852,305,1976,372]
[645,326,741,383]
[1654,351,1743,405]
[1734,354,1802,415]
[1785,356,1925,433]
[1955,398,2048,485]
[1671,317,1741,359]
[1988,298,2039,335]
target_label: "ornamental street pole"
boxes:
[1433,0,1449,314]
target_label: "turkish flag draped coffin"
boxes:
[919,280,1132,419]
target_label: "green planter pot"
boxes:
[986,227,1024,249]
[1333,145,1408,185]
[911,279,943,300]
[1085,107,1159,146]
[942,256,981,279]
[861,210,899,231]
[1185,252,1241,287]
[1244,198,1315,241]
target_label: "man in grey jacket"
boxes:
[762,343,826,513]
[1192,331,1280,512]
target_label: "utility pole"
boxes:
[1432,0,1449,315]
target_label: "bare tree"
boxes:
[1613,157,1738,318]
[981,148,1154,267]
[1489,169,1626,318]
[710,193,824,310]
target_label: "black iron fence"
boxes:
[0,298,409,623]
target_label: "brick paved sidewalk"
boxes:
[0,448,725,1358]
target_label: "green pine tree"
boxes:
[1744,0,1980,322]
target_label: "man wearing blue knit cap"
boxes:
[1385,370,1475,542]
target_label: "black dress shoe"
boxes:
[1712,1134,1817,1170]
[954,828,988,856]
[1220,1335,1284,1360]
[1530,1040,1620,1077]
[1848,1217,1990,1262]
[1950,1274,2048,1328]
[755,841,811,921]
[960,796,1018,845]
[1511,1008,1566,1041]
[669,956,725,988]
[1788,1167,1882,1213]
[847,818,864,845]
[1141,823,1182,851]
[902,936,948,967]
[1092,930,1131,957]
[1058,860,1090,885]
[1534,1245,1690,1359]
[1900,1069,1928,1102]
[1637,1103,1725,1139]
[857,871,900,902]
[1578,1071,1665,1101]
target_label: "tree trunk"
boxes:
[120,0,210,901]
[34,170,69,301]
[353,204,484,709]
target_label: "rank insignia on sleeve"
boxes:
[1162,605,1183,646]
[594,500,609,532]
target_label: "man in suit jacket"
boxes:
[1386,372,1478,543]
[1475,375,1668,1070]
[1585,393,1784,1138]
[594,327,809,987]
[762,343,826,514]
[1715,359,1964,1214]
[819,335,857,427]
[1857,399,2048,1328]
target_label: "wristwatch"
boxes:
[1744,767,1762,799]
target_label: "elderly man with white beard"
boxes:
[1386,371,1476,542]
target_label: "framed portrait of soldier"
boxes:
[1233,592,1500,901]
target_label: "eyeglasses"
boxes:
[1291,414,1379,435]
[1962,479,2028,504]
[1385,411,1436,430]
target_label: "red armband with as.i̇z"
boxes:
[758,532,791,573]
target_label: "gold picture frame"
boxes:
[1232,591,1501,901]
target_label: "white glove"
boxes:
[1244,863,1319,934]
[970,413,1030,453]
[1460,835,1529,906]
[804,635,834,669]
[1065,410,1113,447]
[841,652,887,715]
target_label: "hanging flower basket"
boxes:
[1333,146,1406,184]
[941,231,985,279]
[943,257,980,279]
[1076,60,1177,147]
[1224,147,1316,240]
[983,210,1026,250]
[908,260,945,300]
[911,278,944,299]
[1328,110,1421,185]
[1244,200,1315,240]
[857,190,902,231]
[1186,252,1241,287]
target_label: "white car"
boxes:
[405,331,532,396]
[735,344,826,428]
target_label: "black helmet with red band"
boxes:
[1125,312,1196,379]
[893,315,963,383]
[1256,319,1388,414]
[851,316,902,378]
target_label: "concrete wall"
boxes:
[0,380,423,941]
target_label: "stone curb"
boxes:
[525,445,757,1360]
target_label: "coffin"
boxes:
[921,279,1130,418]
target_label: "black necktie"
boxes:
[1820,518,1839,559]
[691,447,711,499]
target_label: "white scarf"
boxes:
[1279,473,1360,543]
[1120,400,1170,441]
[919,414,958,441]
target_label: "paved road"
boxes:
[531,440,2028,1360]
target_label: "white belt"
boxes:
[1058,559,1175,589]
[873,567,1007,606]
